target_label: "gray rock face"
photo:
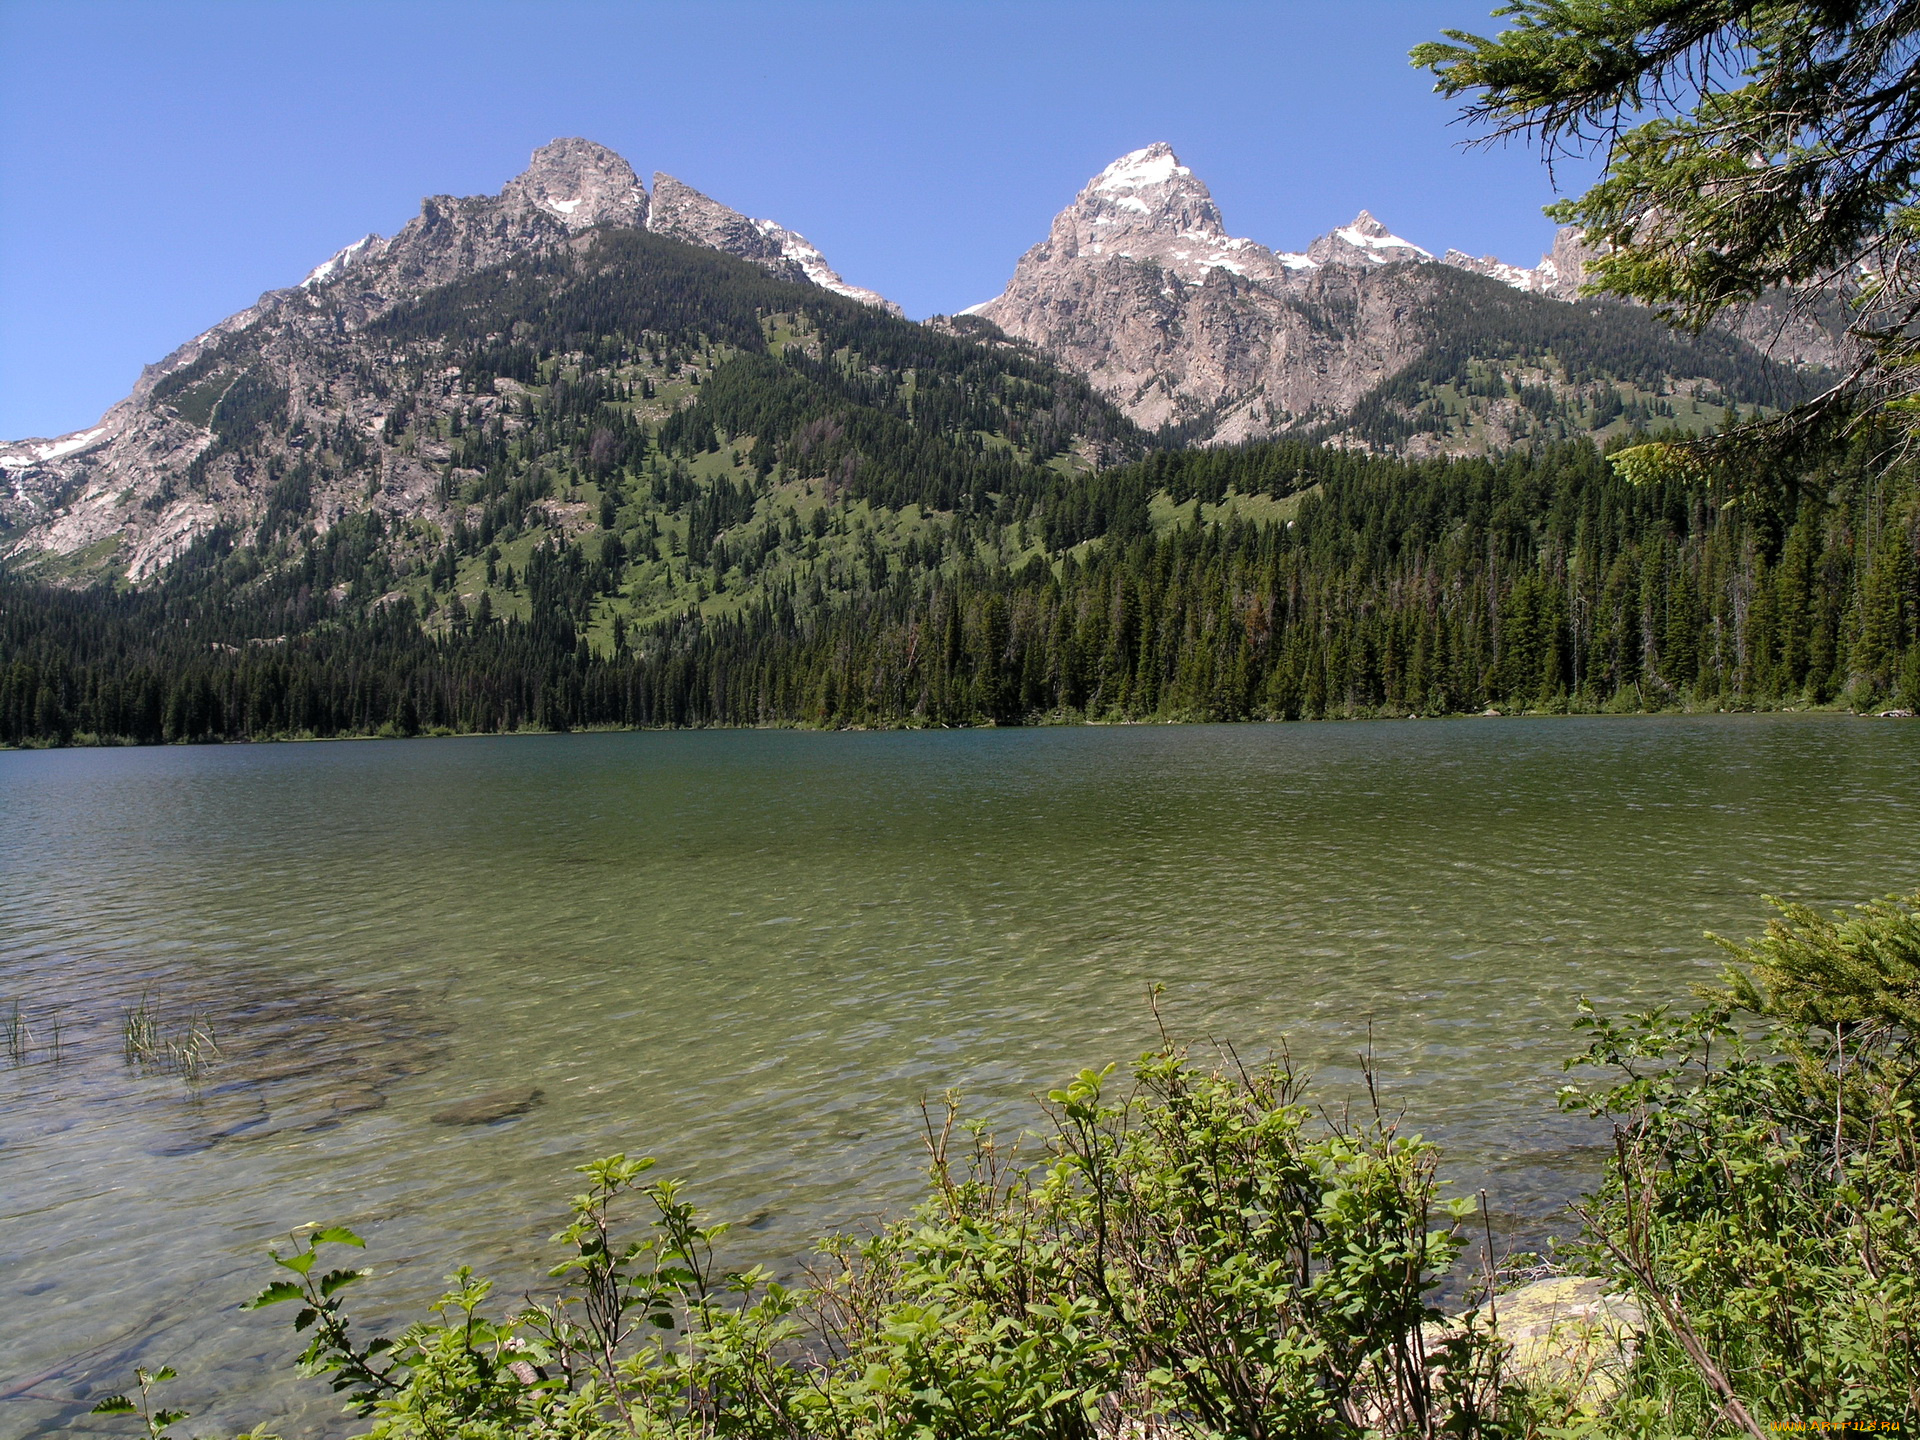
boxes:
[501,136,649,232]
[649,173,791,264]
[1538,225,1603,298]
[648,173,902,314]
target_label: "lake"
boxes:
[3,717,1917,1437]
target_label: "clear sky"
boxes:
[0,0,1597,440]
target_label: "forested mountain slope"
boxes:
[0,208,1143,621]
[4,433,1914,744]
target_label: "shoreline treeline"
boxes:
[3,436,1914,746]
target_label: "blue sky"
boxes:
[0,0,1596,440]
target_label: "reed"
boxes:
[122,992,160,1064]
[3,1000,26,1064]
[167,1019,220,1084]
[122,992,220,1082]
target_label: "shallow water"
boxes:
[3,717,1916,1436]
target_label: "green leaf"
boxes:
[310,1226,366,1248]
[318,1267,369,1297]
[245,1281,305,1309]
[89,1397,137,1415]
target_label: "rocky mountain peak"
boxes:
[1076,143,1228,240]
[982,143,1293,293]
[647,172,899,313]
[500,137,649,231]
[1306,211,1432,268]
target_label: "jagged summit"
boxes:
[500,137,649,231]
[648,172,901,314]
[1307,211,1432,267]
[973,143,1294,297]
[279,141,889,313]
[1081,143,1230,240]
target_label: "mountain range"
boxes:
[2,137,1907,746]
[968,143,1841,446]
[0,136,1836,581]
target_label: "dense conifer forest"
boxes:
[4,432,1915,745]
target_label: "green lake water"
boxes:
[3,717,1917,1436]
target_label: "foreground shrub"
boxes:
[1561,891,1920,1433]
[164,1043,1502,1440]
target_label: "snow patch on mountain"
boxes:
[1,426,109,470]
[1093,146,1191,192]
[303,234,384,288]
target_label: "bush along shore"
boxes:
[86,891,1920,1438]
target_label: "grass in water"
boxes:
[3,999,26,1064]
[122,991,220,1083]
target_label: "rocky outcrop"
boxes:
[648,173,901,314]
[1432,1276,1644,1412]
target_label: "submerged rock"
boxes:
[326,1087,388,1115]
[1436,1275,1644,1412]
[430,1087,543,1126]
